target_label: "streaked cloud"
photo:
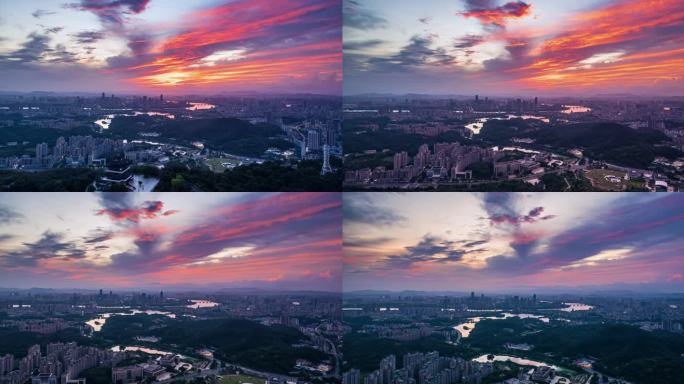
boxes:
[344,0,684,95]
[1,0,341,94]
[344,0,386,30]
[0,193,342,291]
[344,193,684,292]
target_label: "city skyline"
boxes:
[344,0,684,96]
[0,192,342,291]
[343,192,684,293]
[0,0,341,94]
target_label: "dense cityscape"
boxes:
[340,292,684,384]
[0,93,342,191]
[343,95,684,191]
[0,289,342,384]
[342,193,684,384]
[2,0,684,383]
[0,192,344,384]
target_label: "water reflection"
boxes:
[560,302,594,312]
[472,354,561,370]
[500,146,541,154]
[186,300,219,309]
[186,102,216,111]
[132,174,160,192]
[454,313,550,338]
[465,115,550,134]
[562,105,592,114]
[111,345,172,356]
[93,111,175,130]
[86,310,175,332]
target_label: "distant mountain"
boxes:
[345,283,684,297]
[345,290,470,297]
[344,92,684,100]
[0,90,340,98]
[345,93,473,100]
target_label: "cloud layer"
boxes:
[1,0,341,94]
[344,0,684,95]
[0,193,342,291]
[344,193,684,292]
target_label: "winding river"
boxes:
[85,310,176,332]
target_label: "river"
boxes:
[85,309,176,332]
[93,111,175,130]
[465,114,550,134]
[111,345,174,356]
[186,102,216,111]
[562,105,592,114]
[131,174,159,192]
[454,313,550,338]
[473,354,562,370]
[186,300,219,309]
[559,302,594,312]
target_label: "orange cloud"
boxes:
[508,0,684,91]
[96,200,165,222]
[460,1,531,28]
[109,0,341,92]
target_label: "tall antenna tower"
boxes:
[321,144,333,175]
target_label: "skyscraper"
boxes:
[35,143,48,162]
[343,369,360,384]
[307,130,321,151]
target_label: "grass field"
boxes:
[584,169,643,191]
[219,375,266,384]
[205,158,241,173]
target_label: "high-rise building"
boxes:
[31,374,56,384]
[53,137,67,159]
[321,145,333,175]
[112,366,143,384]
[0,354,13,375]
[379,355,396,384]
[307,130,321,151]
[393,153,403,170]
[343,369,360,384]
[364,370,380,384]
[35,143,48,161]
[393,151,409,170]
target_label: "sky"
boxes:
[0,0,341,94]
[344,0,684,96]
[0,192,342,291]
[344,193,684,293]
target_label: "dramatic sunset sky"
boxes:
[0,0,341,94]
[344,0,684,96]
[0,193,342,291]
[344,193,684,293]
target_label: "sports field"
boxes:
[219,374,266,384]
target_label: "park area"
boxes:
[219,374,266,384]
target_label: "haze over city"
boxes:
[343,0,684,96]
[0,0,342,94]
[0,192,342,291]
[343,192,684,293]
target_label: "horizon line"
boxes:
[342,92,684,99]
[0,90,342,98]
